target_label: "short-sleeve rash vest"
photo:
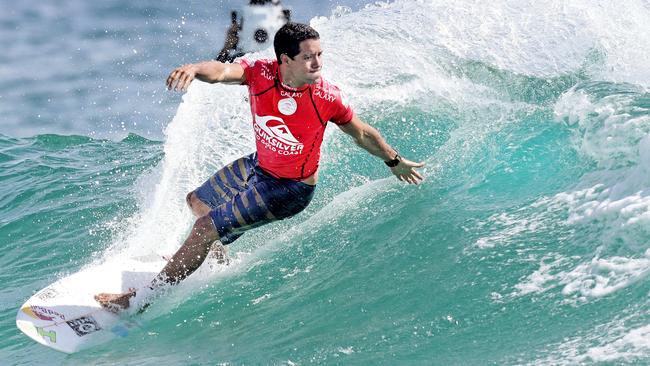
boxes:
[239,58,354,180]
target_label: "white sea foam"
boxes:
[554,86,650,170]
[513,250,650,302]
[526,67,650,306]
[580,324,650,363]
[513,255,567,296]
[549,81,650,260]
[526,315,650,365]
[473,212,544,249]
[560,252,650,299]
[321,0,650,87]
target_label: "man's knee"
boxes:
[192,215,219,242]
[187,191,211,217]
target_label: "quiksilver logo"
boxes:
[253,114,304,156]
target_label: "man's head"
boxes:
[273,22,319,63]
[274,22,322,85]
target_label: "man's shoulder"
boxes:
[312,78,347,105]
[241,58,277,70]
[240,58,277,84]
[315,77,343,92]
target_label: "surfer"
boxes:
[95,22,424,311]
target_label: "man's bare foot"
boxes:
[94,289,136,313]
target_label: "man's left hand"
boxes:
[391,158,425,185]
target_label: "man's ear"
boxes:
[281,53,290,64]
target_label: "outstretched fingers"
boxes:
[166,65,195,91]
[404,173,419,185]
[178,71,194,91]
[166,68,183,90]
[412,169,424,182]
[393,159,425,185]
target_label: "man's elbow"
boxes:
[198,61,226,83]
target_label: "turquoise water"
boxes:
[2,1,650,365]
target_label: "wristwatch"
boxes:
[384,153,401,167]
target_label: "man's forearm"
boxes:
[355,125,398,161]
[189,61,244,84]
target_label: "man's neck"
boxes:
[278,65,307,89]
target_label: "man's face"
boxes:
[285,38,323,85]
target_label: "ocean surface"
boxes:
[2,0,650,365]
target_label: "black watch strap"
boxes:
[384,153,401,167]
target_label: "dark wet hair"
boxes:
[273,22,320,64]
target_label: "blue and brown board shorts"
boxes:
[193,153,316,244]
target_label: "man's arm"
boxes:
[338,115,425,185]
[166,61,245,91]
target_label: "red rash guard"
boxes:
[239,58,354,180]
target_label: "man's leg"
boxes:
[185,154,259,263]
[155,215,219,283]
[94,154,316,312]
[94,214,220,311]
[187,191,228,263]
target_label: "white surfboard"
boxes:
[16,256,167,354]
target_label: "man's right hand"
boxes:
[166,64,199,92]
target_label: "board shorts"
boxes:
[193,153,316,244]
